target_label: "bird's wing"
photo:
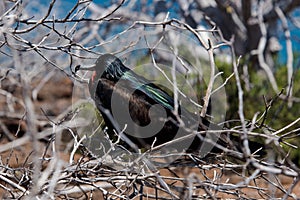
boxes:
[122,71,175,111]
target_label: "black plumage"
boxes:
[79,54,232,154]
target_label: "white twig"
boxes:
[275,6,294,107]
[200,39,215,117]
[254,2,279,93]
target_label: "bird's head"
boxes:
[96,54,128,82]
[75,54,128,83]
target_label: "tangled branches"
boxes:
[0,0,300,199]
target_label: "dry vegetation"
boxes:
[0,0,300,199]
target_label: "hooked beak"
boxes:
[74,64,96,74]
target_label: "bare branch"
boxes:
[275,6,294,107]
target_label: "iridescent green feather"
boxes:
[122,71,175,111]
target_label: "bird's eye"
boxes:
[106,74,110,79]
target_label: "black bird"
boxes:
[77,54,237,154]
